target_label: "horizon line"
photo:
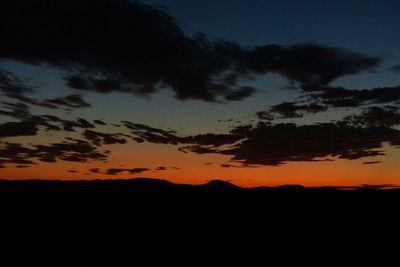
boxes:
[1,177,399,191]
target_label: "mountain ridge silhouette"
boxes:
[1,177,399,266]
[0,177,399,191]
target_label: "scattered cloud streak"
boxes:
[344,106,400,127]
[389,65,400,72]
[179,122,400,166]
[0,140,109,167]
[45,94,91,109]
[309,86,400,107]
[83,130,127,146]
[89,167,150,176]
[257,102,328,119]
[120,118,400,166]
[1,68,90,110]
[363,161,382,165]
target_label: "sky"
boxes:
[0,0,400,187]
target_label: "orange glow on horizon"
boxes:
[1,141,398,188]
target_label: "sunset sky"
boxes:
[1,0,400,187]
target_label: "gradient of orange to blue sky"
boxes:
[0,0,400,187]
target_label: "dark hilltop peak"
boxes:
[0,178,399,193]
[206,179,237,186]
[201,179,241,191]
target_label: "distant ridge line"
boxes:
[0,178,399,191]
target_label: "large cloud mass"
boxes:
[0,0,379,101]
[179,122,400,166]
[121,120,400,166]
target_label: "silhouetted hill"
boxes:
[201,179,241,190]
[1,177,399,193]
[1,178,399,266]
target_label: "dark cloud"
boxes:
[123,118,398,166]
[1,91,90,110]
[0,0,253,102]
[83,130,127,146]
[104,168,125,175]
[0,143,36,166]
[93,120,107,126]
[10,96,58,109]
[217,118,234,123]
[89,167,150,175]
[186,133,242,146]
[34,140,109,163]
[129,168,148,174]
[2,93,90,110]
[224,86,256,101]
[0,102,31,119]
[123,120,243,147]
[363,161,382,165]
[76,118,95,128]
[62,118,95,132]
[45,94,91,109]
[89,168,100,174]
[16,165,31,168]
[1,67,91,110]
[178,145,217,154]
[262,102,328,119]
[0,103,125,144]
[155,166,167,171]
[0,1,379,102]
[60,43,381,101]
[256,111,274,121]
[64,75,133,94]
[0,68,58,109]
[344,106,400,127]
[16,115,64,132]
[0,121,38,138]
[127,168,150,174]
[245,43,379,91]
[22,115,98,133]
[180,122,400,166]
[309,86,400,107]
[389,65,400,72]
[121,117,400,166]
[0,68,34,97]
[0,139,109,167]
[220,164,242,168]
[123,121,184,145]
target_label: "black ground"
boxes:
[1,178,399,266]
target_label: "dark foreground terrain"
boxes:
[1,178,399,266]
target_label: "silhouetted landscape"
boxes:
[1,178,399,266]
[1,0,399,265]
